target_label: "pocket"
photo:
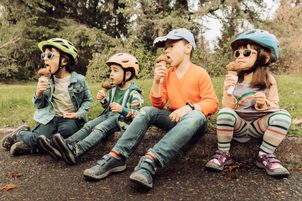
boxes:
[71,85,84,100]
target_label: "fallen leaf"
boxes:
[224,162,241,173]
[6,171,23,178]
[1,183,17,191]
[292,118,302,125]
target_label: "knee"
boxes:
[136,106,157,119]
[270,110,292,128]
[217,108,237,122]
[184,111,206,127]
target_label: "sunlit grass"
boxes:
[1,74,301,136]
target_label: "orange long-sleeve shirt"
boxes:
[150,63,219,117]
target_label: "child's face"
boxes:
[41,47,61,74]
[234,44,258,71]
[164,40,191,67]
[109,64,124,86]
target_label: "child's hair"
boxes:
[237,43,274,90]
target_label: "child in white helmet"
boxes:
[205,29,291,178]
[37,53,144,165]
[1,38,93,156]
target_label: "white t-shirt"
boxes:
[52,75,75,116]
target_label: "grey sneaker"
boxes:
[1,125,30,150]
[37,135,62,161]
[256,154,290,178]
[83,154,126,180]
[10,141,33,156]
[205,150,233,171]
[129,156,156,189]
[52,133,78,165]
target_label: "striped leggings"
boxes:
[216,107,291,154]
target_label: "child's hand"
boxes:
[254,92,267,106]
[154,62,167,82]
[169,105,192,122]
[63,112,80,119]
[110,102,122,113]
[96,89,107,100]
[35,77,48,97]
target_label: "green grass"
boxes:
[1,74,302,136]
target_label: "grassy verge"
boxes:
[1,74,301,136]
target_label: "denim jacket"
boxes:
[33,71,93,125]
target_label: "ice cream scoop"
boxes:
[101,80,112,91]
[155,54,172,83]
[37,67,50,77]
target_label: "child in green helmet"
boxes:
[37,53,144,165]
[205,29,291,178]
[1,38,93,156]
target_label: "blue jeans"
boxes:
[113,106,207,167]
[67,112,120,155]
[16,116,78,148]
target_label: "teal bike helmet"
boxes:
[231,29,279,61]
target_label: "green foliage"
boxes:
[1,74,301,136]
[0,0,298,81]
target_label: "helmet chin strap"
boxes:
[50,54,64,89]
[117,70,127,87]
[117,69,132,87]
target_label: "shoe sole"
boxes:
[37,136,61,161]
[52,134,76,165]
[83,165,126,180]
[205,159,233,172]
[1,125,30,150]
[256,161,290,178]
[129,172,152,189]
[10,141,33,156]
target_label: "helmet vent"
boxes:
[61,44,69,49]
[53,39,63,43]
[122,60,130,63]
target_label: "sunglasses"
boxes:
[234,49,257,58]
[40,52,59,60]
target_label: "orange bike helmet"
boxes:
[106,53,140,77]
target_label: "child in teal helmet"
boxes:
[205,29,291,178]
[1,38,93,156]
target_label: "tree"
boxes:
[264,0,302,72]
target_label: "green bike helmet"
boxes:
[231,29,279,62]
[38,38,78,65]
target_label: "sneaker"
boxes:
[129,156,156,189]
[83,154,126,180]
[256,154,290,178]
[52,133,78,165]
[205,150,233,171]
[1,125,30,150]
[10,141,33,156]
[37,135,62,161]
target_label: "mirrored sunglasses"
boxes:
[41,52,58,60]
[234,49,257,58]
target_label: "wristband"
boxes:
[186,102,195,110]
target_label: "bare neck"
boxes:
[54,68,71,78]
[174,57,191,78]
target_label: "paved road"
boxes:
[1,130,302,201]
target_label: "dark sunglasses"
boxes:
[234,49,257,58]
[41,52,58,60]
